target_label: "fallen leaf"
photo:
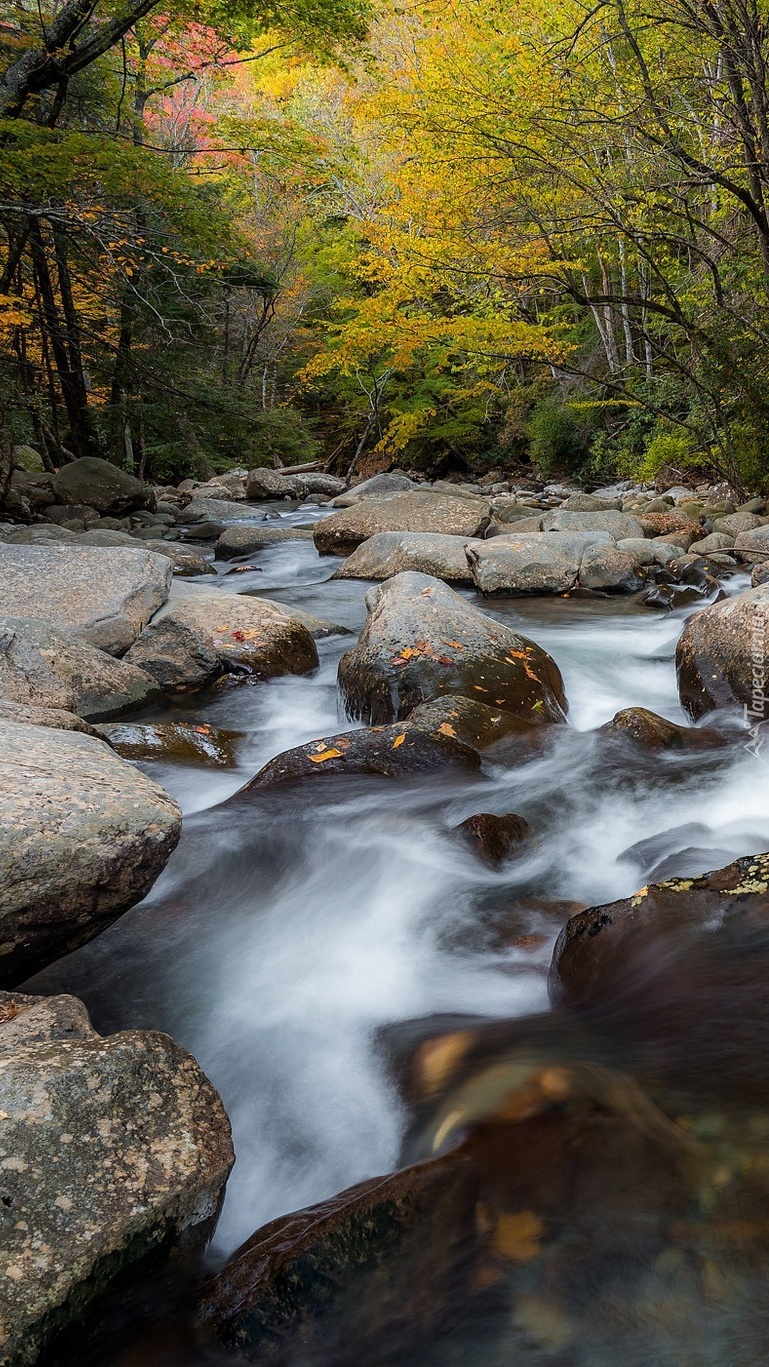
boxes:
[437,722,457,737]
[392,734,406,748]
[491,1211,545,1262]
[435,655,453,666]
[309,748,344,763]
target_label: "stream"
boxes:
[27,501,769,1364]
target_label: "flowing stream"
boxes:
[27,502,769,1363]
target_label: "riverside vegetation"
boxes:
[5,0,769,1364]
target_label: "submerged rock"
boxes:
[455,811,529,866]
[676,583,769,719]
[0,544,172,655]
[0,721,181,985]
[337,572,567,725]
[313,491,490,556]
[126,592,318,690]
[0,616,159,721]
[0,990,233,1366]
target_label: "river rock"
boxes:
[712,511,767,535]
[733,524,769,562]
[330,472,417,507]
[465,531,613,594]
[406,696,540,753]
[337,572,567,724]
[314,491,490,556]
[676,583,769,720]
[0,990,233,1366]
[576,542,645,592]
[540,509,646,538]
[0,721,181,984]
[126,592,318,690]
[0,545,172,655]
[215,525,314,558]
[689,532,736,555]
[245,468,345,500]
[53,457,154,516]
[183,498,268,524]
[333,531,481,584]
[455,811,529,866]
[561,492,622,511]
[0,700,98,734]
[234,718,481,791]
[636,511,703,540]
[0,616,159,720]
[97,721,241,766]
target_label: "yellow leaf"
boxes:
[392,734,406,748]
[437,722,457,737]
[491,1211,544,1262]
[309,747,344,763]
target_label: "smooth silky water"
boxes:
[27,506,769,1365]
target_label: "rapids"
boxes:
[27,501,769,1364]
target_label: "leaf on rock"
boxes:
[392,734,406,748]
[309,747,344,763]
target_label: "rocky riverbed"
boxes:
[3,456,769,1364]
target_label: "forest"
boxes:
[3,0,769,497]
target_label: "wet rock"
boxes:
[0,616,159,720]
[0,990,233,1366]
[466,531,612,594]
[455,812,530,866]
[135,541,213,576]
[234,719,481,791]
[330,472,417,507]
[245,469,346,500]
[314,491,490,556]
[126,591,318,690]
[333,531,481,584]
[53,457,154,516]
[183,498,268,524]
[96,721,241,766]
[676,583,769,719]
[337,572,567,725]
[550,851,769,1015]
[198,1154,477,1363]
[179,519,225,541]
[599,707,728,751]
[215,525,314,558]
[0,545,172,655]
[540,509,646,538]
[0,721,181,984]
[246,595,348,639]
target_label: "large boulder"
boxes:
[245,468,346,500]
[0,721,181,984]
[676,583,769,720]
[465,531,612,594]
[53,457,153,516]
[0,990,233,1366]
[182,498,268,524]
[0,616,159,721]
[126,590,318,690]
[97,720,241,767]
[337,572,567,725]
[333,531,482,584]
[0,545,171,655]
[330,472,417,507]
[313,491,490,557]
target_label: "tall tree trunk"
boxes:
[28,223,94,461]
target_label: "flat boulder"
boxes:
[314,491,490,557]
[337,572,567,725]
[97,720,241,766]
[0,721,181,984]
[53,457,153,516]
[333,531,481,584]
[0,990,233,1365]
[182,498,269,524]
[0,616,159,720]
[0,700,98,735]
[0,544,172,654]
[676,583,769,720]
[126,591,318,690]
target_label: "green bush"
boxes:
[527,397,594,478]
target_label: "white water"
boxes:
[28,508,769,1258]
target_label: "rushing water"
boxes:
[27,503,769,1363]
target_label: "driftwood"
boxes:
[272,461,323,476]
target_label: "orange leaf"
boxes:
[437,722,457,737]
[309,747,344,763]
[392,733,406,748]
